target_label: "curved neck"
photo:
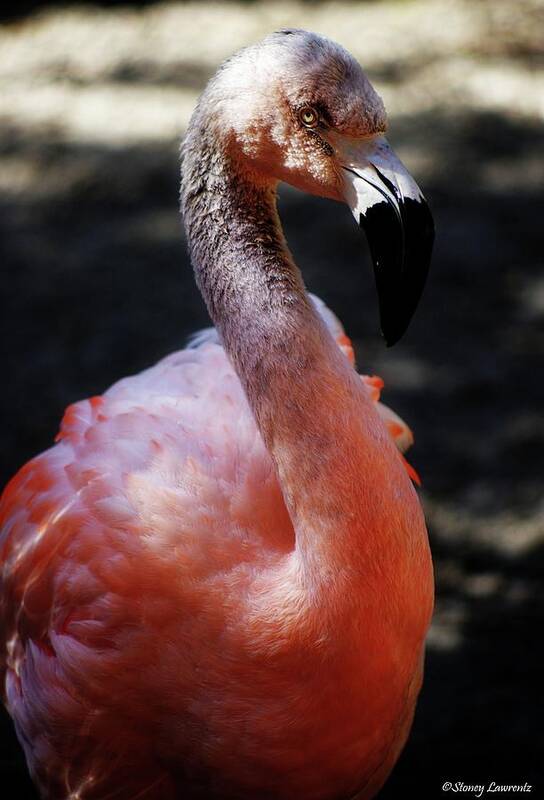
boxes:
[181,126,420,586]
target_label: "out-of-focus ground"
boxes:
[1,0,543,796]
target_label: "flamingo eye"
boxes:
[299,106,319,128]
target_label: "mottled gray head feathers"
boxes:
[186,30,387,198]
[217,30,384,130]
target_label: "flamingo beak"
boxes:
[338,135,434,346]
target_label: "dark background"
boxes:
[1,1,543,797]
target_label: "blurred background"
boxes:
[1,0,543,797]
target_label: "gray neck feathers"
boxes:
[181,121,307,324]
[180,115,334,445]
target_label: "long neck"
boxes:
[181,125,422,586]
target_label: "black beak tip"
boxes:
[384,331,401,348]
[380,315,412,348]
[359,196,434,347]
[378,277,430,347]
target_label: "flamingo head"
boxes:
[200,29,435,345]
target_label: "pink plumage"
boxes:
[1,324,426,799]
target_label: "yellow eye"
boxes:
[299,106,318,128]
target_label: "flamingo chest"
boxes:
[151,574,426,800]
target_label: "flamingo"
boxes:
[0,29,435,800]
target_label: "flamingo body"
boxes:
[1,313,428,799]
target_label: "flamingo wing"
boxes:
[0,342,293,798]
